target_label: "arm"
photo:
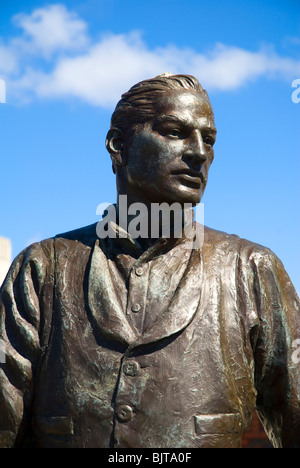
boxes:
[0,240,54,447]
[250,247,300,447]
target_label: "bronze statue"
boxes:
[0,74,299,448]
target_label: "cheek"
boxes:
[206,150,214,170]
[128,134,175,174]
[200,151,214,183]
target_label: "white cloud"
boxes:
[12,4,89,57]
[32,32,178,106]
[0,44,18,74]
[1,4,300,108]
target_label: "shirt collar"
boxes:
[102,208,197,263]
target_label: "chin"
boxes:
[160,190,202,207]
[177,186,204,205]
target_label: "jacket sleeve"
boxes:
[0,240,54,448]
[248,245,300,448]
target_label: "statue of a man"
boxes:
[0,74,299,448]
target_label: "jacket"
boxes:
[0,222,299,448]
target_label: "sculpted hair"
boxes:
[109,74,211,134]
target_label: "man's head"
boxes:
[106,74,217,206]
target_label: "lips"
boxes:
[172,169,205,187]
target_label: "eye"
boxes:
[153,119,187,139]
[166,128,182,138]
[203,135,215,147]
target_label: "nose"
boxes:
[183,130,207,164]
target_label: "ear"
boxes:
[105,128,125,169]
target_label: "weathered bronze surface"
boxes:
[0,74,299,448]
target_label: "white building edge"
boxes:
[0,237,12,287]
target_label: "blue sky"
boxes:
[0,0,299,293]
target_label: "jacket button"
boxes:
[135,267,144,276]
[116,405,133,422]
[131,303,141,313]
[123,361,139,376]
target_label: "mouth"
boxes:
[172,169,205,189]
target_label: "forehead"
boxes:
[153,90,215,129]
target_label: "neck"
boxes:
[115,193,194,251]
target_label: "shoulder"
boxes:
[203,224,277,261]
[54,222,98,251]
[11,223,98,270]
[50,223,99,264]
[202,225,290,291]
[55,222,98,244]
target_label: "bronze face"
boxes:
[119,89,217,206]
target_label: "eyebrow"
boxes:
[155,115,217,134]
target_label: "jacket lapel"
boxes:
[88,239,137,346]
[135,246,202,347]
